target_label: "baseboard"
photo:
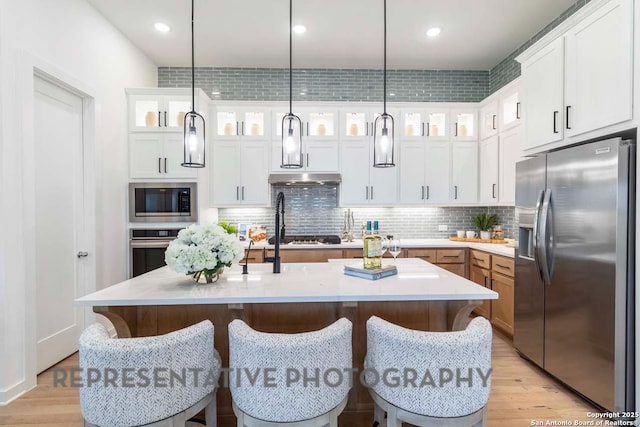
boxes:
[0,380,33,405]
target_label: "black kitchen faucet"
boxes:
[264,191,286,273]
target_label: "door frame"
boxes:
[18,51,97,392]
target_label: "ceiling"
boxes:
[86,0,576,70]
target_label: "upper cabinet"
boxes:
[215,107,270,139]
[479,101,498,140]
[399,109,450,140]
[499,85,521,131]
[451,109,477,141]
[127,89,209,180]
[518,0,633,153]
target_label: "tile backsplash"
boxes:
[218,186,515,239]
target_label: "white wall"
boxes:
[0,0,157,404]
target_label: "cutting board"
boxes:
[449,237,507,244]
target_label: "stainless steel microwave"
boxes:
[129,183,198,223]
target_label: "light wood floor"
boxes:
[0,329,596,427]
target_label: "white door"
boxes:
[522,37,564,150]
[451,142,478,203]
[498,126,522,204]
[399,141,426,204]
[425,142,451,204]
[340,141,370,205]
[305,141,339,172]
[479,136,499,203]
[34,77,86,373]
[479,100,498,140]
[240,141,270,206]
[564,0,632,137]
[163,133,198,179]
[129,133,164,178]
[211,141,241,206]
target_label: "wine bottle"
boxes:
[364,221,382,269]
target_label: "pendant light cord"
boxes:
[191,0,195,111]
[289,0,293,115]
[383,0,387,115]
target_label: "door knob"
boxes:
[77,251,89,258]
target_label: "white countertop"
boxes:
[76,258,497,306]
[246,238,515,257]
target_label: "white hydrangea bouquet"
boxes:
[165,222,244,284]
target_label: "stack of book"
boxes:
[343,264,398,280]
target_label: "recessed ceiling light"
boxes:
[154,22,171,33]
[389,93,395,96]
[211,91,221,95]
[426,27,441,37]
[300,92,306,96]
[293,25,307,34]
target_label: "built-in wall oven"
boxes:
[129,182,197,223]
[129,228,182,278]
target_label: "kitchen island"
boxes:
[76,258,497,427]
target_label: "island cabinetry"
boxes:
[241,248,264,264]
[342,248,398,259]
[265,248,344,263]
[470,250,492,318]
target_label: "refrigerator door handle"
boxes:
[532,189,545,280]
[539,189,555,285]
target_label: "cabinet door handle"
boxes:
[492,183,496,199]
[242,186,245,200]
[370,186,374,200]
[496,263,511,269]
[366,186,369,200]
[158,157,162,173]
[236,121,239,136]
[422,122,426,136]
[492,115,496,130]
[565,105,571,130]
[157,112,161,127]
[241,121,245,135]
[306,122,309,136]
[553,111,559,134]
[365,122,369,136]
[421,185,425,200]
[454,185,458,200]
[164,158,167,173]
[426,185,430,200]
[236,186,239,200]
[455,122,458,137]
[306,153,309,167]
[516,102,521,119]
[426,122,430,136]
[483,276,487,287]
[164,111,167,127]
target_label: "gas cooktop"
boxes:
[267,234,342,245]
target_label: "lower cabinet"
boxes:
[470,264,491,318]
[241,248,265,264]
[406,248,467,279]
[265,249,344,263]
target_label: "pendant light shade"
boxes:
[373,0,395,168]
[281,0,303,169]
[181,0,205,168]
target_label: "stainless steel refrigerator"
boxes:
[514,136,635,412]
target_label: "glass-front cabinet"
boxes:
[451,109,477,141]
[479,100,498,140]
[499,86,521,131]
[129,95,195,132]
[399,109,449,140]
[215,107,270,139]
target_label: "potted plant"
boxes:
[472,213,498,240]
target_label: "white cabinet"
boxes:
[127,89,208,179]
[499,85,521,131]
[451,142,478,203]
[400,109,449,140]
[498,126,522,204]
[479,101,498,140]
[128,94,194,132]
[564,0,632,137]
[340,139,398,206]
[399,141,450,204]
[215,107,270,139]
[522,37,564,150]
[211,140,269,206]
[479,136,499,203]
[451,109,477,141]
[518,0,632,152]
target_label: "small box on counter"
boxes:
[344,265,398,280]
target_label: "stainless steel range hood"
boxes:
[268,173,341,186]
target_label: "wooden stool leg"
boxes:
[205,395,217,427]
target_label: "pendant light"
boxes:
[181,0,206,168]
[373,0,395,168]
[281,0,303,169]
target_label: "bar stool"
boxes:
[365,316,492,427]
[79,320,220,427]
[228,318,353,427]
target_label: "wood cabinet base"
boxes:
[94,299,480,427]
